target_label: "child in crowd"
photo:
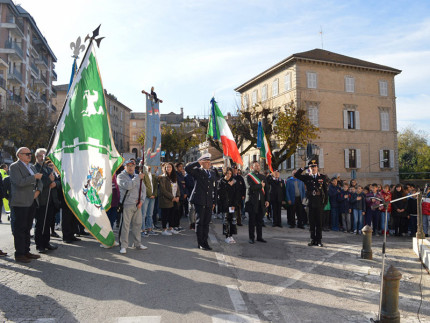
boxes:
[350,186,366,234]
[407,187,418,236]
[338,183,351,232]
[379,184,392,236]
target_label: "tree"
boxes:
[0,102,55,159]
[204,100,319,170]
[398,127,430,179]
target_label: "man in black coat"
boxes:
[294,159,328,247]
[267,169,285,227]
[245,161,269,244]
[185,153,216,251]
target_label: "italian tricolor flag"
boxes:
[257,121,273,172]
[207,98,243,165]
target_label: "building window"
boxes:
[380,111,389,131]
[252,90,257,106]
[345,76,355,93]
[344,148,361,169]
[379,80,388,96]
[380,149,394,168]
[343,110,360,129]
[285,73,291,91]
[281,154,295,170]
[132,135,137,141]
[243,94,248,109]
[262,84,267,101]
[307,105,319,127]
[272,79,279,97]
[132,121,136,127]
[307,72,317,89]
[120,111,123,121]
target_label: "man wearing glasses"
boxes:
[9,147,43,263]
[294,159,328,247]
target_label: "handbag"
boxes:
[116,190,129,214]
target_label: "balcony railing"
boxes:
[0,76,5,90]
[41,94,47,103]
[5,15,24,35]
[52,70,57,80]
[8,68,23,82]
[7,94,22,107]
[51,86,57,97]
[36,55,48,67]
[30,61,39,75]
[4,40,23,59]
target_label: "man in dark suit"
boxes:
[267,169,285,227]
[294,159,328,247]
[34,148,59,253]
[245,161,269,244]
[232,165,246,226]
[9,147,43,263]
[185,153,215,251]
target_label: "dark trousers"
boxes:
[195,204,211,246]
[248,204,264,240]
[161,207,174,229]
[291,197,305,227]
[271,200,282,226]
[35,203,54,248]
[234,207,242,225]
[309,200,323,242]
[393,216,408,235]
[62,206,78,241]
[107,206,118,229]
[13,202,37,257]
[172,202,181,228]
[366,209,379,230]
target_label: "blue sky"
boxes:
[18,0,430,132]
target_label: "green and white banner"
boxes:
[48,41,123,247]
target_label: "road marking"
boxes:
[212,313,260,323]
[117,317,161,323]
[215,252,232,267]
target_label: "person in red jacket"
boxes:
[379,184,392,236]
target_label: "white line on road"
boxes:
[117,316,161,323]
[215,252,232,267]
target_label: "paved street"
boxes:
[0,211,429,323]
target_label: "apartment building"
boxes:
[235,49,401,185]
[0,0,57,114]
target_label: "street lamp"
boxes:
[297,143,320,162]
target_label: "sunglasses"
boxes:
[310,165,317,168]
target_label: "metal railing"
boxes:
[30,61,39,75]
[4,40,23,58]
[0,76,6,90]
[52,70,57,79]
[8,68,23,82]
[41,94,47,103]
[5,15,24,34]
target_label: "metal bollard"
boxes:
[416,192,425,239]
[380,265,402,323]
[361,225,373,259]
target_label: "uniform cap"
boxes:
[124,159,136,166]
[198,153,211,161]
[308,159,318,166]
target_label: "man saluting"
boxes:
[185,153,216,251]
[294,159,328,247]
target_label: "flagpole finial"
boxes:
[85,24,105,48]
[70,36,86,59]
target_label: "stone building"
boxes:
[235,49,401,185]
[0,0,57,114]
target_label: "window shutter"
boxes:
[355,111,360,130]
[343,110,348,129]
[379,150,384,168]
[291,154,295,169]
[282,159,287,170]
[344,149,349,169]
[319,148,324,169]
[390,150,395,168]
[356,149,361,168]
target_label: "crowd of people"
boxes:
[0,147,429,263]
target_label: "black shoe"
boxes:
[277,225,283,228]
[79,231,90,236]
[289,225,295,228]
[26,252,41,259]
[297,225,305,229]
[272,224,277,227]
[316,242,324,247]
[256,238,267,243]
[15,255,31,263]
[64,240,73,244]
[72,237,81,241]
[199,244,212,251]
[51,232,60,238]
[248,239,255,244]
[237,224,243,226]
[45,244,58,250]
[308,240,316,246]
[36,247,46,253]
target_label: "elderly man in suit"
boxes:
[185,153,216,251]
[245,161,269,244]
[9,147,43,263]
